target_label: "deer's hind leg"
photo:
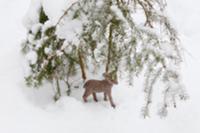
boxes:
[104,92,107,101]
[92,93,98,102]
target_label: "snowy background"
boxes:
[0,0,200,133]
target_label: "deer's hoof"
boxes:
[66,90,71,96]
[94,99,98,102]
[54,93,61,101]
[111,104,116,108]
[83,97,87,103]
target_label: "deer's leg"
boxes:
[104,92,107,101]
[92,93,98,102]
[83,89,92,103]
[108,92,116,108]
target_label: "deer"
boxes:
[82,73,118,108]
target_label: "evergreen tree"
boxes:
[22,7,81,100]
[22,0,188,117]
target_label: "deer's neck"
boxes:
[103,79,113,86]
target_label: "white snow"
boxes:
[42,0,78,24]
[26,50,37,65]
[56,17,83,45]
[110,5,127,23]
[42,20,55,33]
[23,0,41,29]
[56,50,63,57]
[31,23,42,35]
[0,0,200,133]
[44,47,51,55]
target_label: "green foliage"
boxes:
[73,10,80,19]
[45,26,56,36]
[39,7,49,24]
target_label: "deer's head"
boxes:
[103,73,118,85]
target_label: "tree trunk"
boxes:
[105,24,113,73]
[54,77,61,101]
[78,48,87,81]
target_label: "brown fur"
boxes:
[82,74,118,108]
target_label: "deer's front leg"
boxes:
[92,93,98,102]
[104,92,107,101]
[108,91,116,108]
[83,89,92,103]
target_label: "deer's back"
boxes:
[83,79,112,92]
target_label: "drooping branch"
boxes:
[142,67,163,118]
[65,75,71,96]
[55,2,79,26]
[53,77,61,101]
[137,0,153,28]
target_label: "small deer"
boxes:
[82,73,118,108]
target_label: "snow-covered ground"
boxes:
[0,0,200,133]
